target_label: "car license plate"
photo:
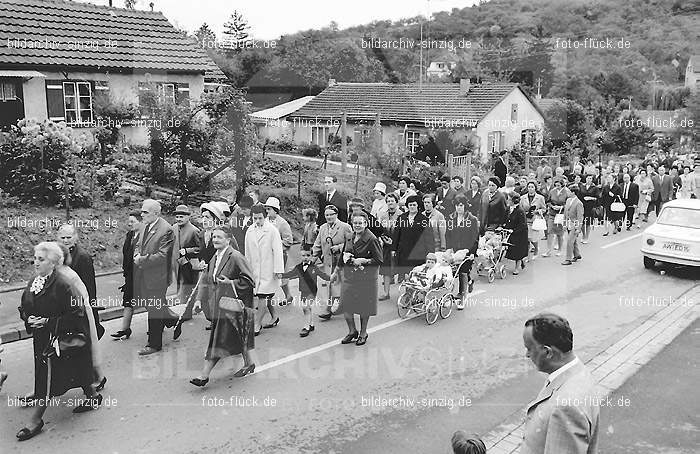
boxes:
[662,241,690,253]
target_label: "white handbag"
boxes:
[554,213,565,225]
[611,197,626,212]
[532,217,547,231]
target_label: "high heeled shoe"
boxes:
[233,364,256,378]
[95,376,107,392]
[341,331,359,344]
[263,318,279,329]
[189,377,209,387]
[16,420,44,441]
[254,328,262,336]
[110,328,131,340]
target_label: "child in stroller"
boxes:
[408,253,451,290]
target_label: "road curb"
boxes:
[483,285,700,454]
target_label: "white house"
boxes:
[250,96,315,143]
[287,79,545,162]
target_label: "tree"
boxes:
[602,112,655,156]
[195,23,217,49]
[123,0,136,8]
[222,10,251,56]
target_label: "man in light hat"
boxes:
[265,197,294,310]
[370,182,388,219]
[171,205,202,323]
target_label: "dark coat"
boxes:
[601,182,623,221]
[445,212,479,254]
[435,187,457,214]
[465,188,483,219]
[659,175,674,202]
[121,230,138,304]
[231,214,253,254]
[70,244,96,303]
[317,190,348,225]
[172,221,202,286]
[578,183,600,218]
[481,190,508,233]
[133,217,174,300]
[20,270,94,398]
[198,246,256,360]
[494,157,507,187]
[281,262,331,298]
[621,181,640,206]
[392,212,435,269]
[504,206,529,261]
[339,229,383,316]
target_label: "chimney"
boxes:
[108,0,113,6]
[328,78,337,87]
[459,78,471,96]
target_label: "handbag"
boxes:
[611,196,626,212]
[44,317,88,359]
[553,213,565,225]
[218,281,244,313]
[532,216,547,231]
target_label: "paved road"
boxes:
[0,227,697,453]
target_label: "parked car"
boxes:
[641,199,700,269]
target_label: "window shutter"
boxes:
[176,82,190,106]
[46,80,65,121]
[499,131,505,151]
[487,132,494,152]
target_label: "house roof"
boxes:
[0,0,215,72]
[289,82,541,126]
[250,96,315,122]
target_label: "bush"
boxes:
[265,138,296,152]
[301,144,322,157]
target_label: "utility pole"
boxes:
[341,112,347,173]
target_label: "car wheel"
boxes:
[643,256,655,269]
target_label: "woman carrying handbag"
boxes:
[520,181,546,260]
[601,174,623,236]
[190,227,257,387]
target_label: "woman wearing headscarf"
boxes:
[635,168,654,225]
[445,195,479,308]
[330,211,383,346]
[392,194,434,280]
[520,181,546,260]
[190,226,257,386]
[542,178,570,256]
[480,176,508,234]
[505,193,529,274]
[17,242,101,441]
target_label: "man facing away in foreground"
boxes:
[521,312,600,454]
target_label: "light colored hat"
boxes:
[173,204,191,215]
[211,201,231,216]
[264,197,281,212]
[200,202,225,222]
[373,182,387,194]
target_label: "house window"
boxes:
[511,103,518,123]
[487,131,505,153]
[158,83,176,103]
[0,82,17,101]
[521,129,536,148]
[311,126,330,146]
[63,82,93,125]
[405,130,420,154]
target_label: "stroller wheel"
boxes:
[487,269,496,283]
[425,300,439,325]
[499,264,507,279]
[397,292,412,318]
[439,294,454,318]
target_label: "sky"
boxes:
[80,0,478,40]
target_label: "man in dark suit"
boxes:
[493,151,508,188]
[658,165,674,209]
[231,195,254,254]
[171,205,202,322]
[134,199,177,355]
[647,164,662,216]
[620,173,639,230]
[56,224,104,338]
[317,175,347,225]
[435,175,456,214]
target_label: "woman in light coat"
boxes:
[245,205,284,334]
[312,204,353,319]
[635,168,654,224]
[519,181,546,260]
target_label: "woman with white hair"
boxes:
[16,242,101,441]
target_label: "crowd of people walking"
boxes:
[9,146,697,442]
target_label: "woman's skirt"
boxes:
[339,268,379,317]
[33,333,94,398]
[379,247,395,277]
[206,307,255,360]
[546,214,564,235]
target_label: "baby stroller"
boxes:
[474,227,513,283]
[397,257,456,325]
